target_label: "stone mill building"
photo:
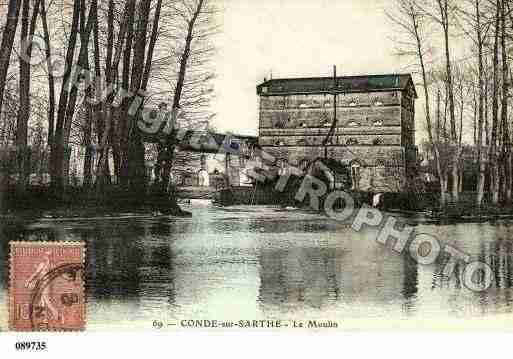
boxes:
[256,73,418,193]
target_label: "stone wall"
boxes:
[260,145,406,192]
[260,132,401,147]
[225,153,241,186]
[258,88,415,193]
[259,91,401,110]
[260,105,402,129]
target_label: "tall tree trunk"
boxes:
[485,65,490,147]
[410,4,446,206]
[62,0,96,185]
[443,84,448,139]
[500,0,511,203]
[16,0,41,192]
[0,0,22,115]
[15,0,31,192]
[51,0,82,194]
[454,80,464,200]
[83,104,93,188]
[96,0,117,188]
[439,0,459,201]
[118,0,153,194]
[88,0,105,188]
[141,0,163,92]
[473,94,477,146]
[117,0,136,187]
[159,0,205,194]
[84,0,102,190]
[40,0,55,147]
[436,88,441,142]
[490,0,500,204]
[476,0,486,207]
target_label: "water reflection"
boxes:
[1,205,513,329]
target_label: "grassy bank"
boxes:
[217,178,513,220]
[0,185,192,218]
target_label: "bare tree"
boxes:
[499,0,511,203]
[490,0,500,204]
[50,0,82,193]
[387,0,448,205]
[155,0,212,196]
[40,0,55,146]
[457,0,488,205]
[16,0,42,191]
[430,0,462,201]
[0,0,216,213]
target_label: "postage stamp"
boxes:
[8,241,86,332]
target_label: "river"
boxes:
[1,201,513,330]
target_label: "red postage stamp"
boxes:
[8,241,86,331]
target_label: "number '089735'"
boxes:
[15,342,47,351]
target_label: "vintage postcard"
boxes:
[1,0,513,350]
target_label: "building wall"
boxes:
[261,145,406,192]
[258,89,415,193]
[171,151,205,187]
[225,153,241,186]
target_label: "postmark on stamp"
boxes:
[8,241,86,331]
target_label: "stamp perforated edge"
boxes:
[8,241,87,332]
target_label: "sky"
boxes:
[211,0,413,137]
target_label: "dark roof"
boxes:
[257,74,417,98]
[178,131,259,154]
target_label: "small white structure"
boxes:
[372,193,383,208]
[198,169,209,187]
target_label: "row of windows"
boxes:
[262,100,391,109]
[293,100,386,108]
[262,107,401,117]
[261,92,399,105]
[272,137,387,146]
[272,119,388,129]
[277,158,392,171]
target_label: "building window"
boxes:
[274,119,286,129]
[299,159,310,172]
[262,87,268,93]
[351,162,361,190]
[346,138,359,145]
[276,159,288,176]
[346,97,359,107]
[376,159,386,167]
[373,137,383,145]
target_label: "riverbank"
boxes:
[2,203,513,330]
[0,185,192,219]
[3,183,513,224]
[216,183,513,222]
